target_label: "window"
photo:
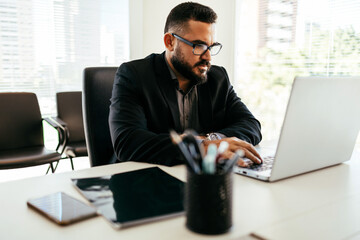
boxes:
[235,0,360,140]
[0,0,129,115]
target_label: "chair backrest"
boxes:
[0,92,43,150]
[83,67,117,167]
[57,91,85,143]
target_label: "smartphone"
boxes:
[27,192,98,225]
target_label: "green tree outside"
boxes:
[235,26,360,140]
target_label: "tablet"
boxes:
[72,167,184,229]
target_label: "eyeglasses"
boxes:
[172,33,222,56]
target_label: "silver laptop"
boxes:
[234,76,360,182]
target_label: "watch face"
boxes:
[207,133,219,141]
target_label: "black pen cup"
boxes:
[185,168,233,235]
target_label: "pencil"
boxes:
[170,130,201,174]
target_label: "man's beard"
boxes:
[170,48,211,85]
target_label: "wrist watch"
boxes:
[206,133,220,141]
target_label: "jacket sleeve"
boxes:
[108,63,182,166]
[216,67,262,145]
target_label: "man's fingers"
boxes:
[246,143,262,161]
[243,148,262,164]
[237,158,248,167]
[221,150,233,160]
[205,138,262,165]
[225,139,262,164]
[236,141,262,162]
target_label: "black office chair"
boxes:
[83,67,118,167]
[0,92,62,173]
[52,91,88,170]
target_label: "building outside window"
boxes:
[0,0,129,115]
[235,0,360,141]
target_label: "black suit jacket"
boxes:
[109,52,262,166]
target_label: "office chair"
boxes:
[52,91,88,170]
[83,67,118,167]
[0,92,62,173]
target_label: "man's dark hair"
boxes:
[164,2,217,34]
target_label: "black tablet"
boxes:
[72,167,184,229]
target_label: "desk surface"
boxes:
[1,150,360,240]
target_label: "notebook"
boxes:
[72,167,184,228]
[234,76,360,182]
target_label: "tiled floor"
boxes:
[0,157,91,183]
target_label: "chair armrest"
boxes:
[44,117,62,128]
[43,117,69,154]
[51,117,67,127]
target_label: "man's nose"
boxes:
[200,49,212,62]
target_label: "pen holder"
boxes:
[185,168,233,235]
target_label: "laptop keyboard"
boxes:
[246,156,274,171]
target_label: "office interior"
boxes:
[1,0,360,239]
[1,0,359,181]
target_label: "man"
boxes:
[109,2,262,167]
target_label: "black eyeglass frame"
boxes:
[171,33,222,56]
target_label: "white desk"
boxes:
[1,150,360,240]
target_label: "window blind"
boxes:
[235,0,360,140]
[0,0,129,115]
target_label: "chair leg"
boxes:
[46,161,59,174]
[48,162,55,174]
[70,157,74,170]
[53,161,60,172]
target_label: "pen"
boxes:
[188,143,200,162]
[202,143,217,174]
[216,141,229,163]
[182,132,204,167]
[223,150,245,173]
[170,130,201,174]
[218,141,229,153]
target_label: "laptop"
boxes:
[234,76,360,182]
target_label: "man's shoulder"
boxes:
[121,53,163,68]
[115,53,168,87]
[207,65,229,84]
[208,65,225,74]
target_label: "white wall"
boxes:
[129,0,236,81]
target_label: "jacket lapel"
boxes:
[154,53,181,131]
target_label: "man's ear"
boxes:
[164,33,175,51]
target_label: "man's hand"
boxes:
[202,137,262,167]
